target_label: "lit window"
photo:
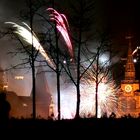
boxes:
[23,103,27,107]
[15,76,24,80]
[3,85,8,90]
[3,85,8,88]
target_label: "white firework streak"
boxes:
[5,22,56,69]
[47,8,74,58]
[52,76,118,119]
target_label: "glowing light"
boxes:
[5,22,55,69]
[99,54,110,66]
[3,85,8,89]
[52,73,118,119]
[23,103,27,107]
[133,58,137,63]
[15,76,24,80]
[47,8,73,58]
[80,77,118,118]
[63,60,66,64]
[124,84,132,93]
[132,46,140,55]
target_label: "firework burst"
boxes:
[52,72,118,119]
[79,79,118,118]
[47,8,74,58]
[5,22,56,69]
[81,71,119,118]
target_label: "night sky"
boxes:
[0,0,140,47]
[104,0,140,48]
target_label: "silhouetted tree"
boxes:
[19,0,70,120]
[5,0,55,120]
[60,0,95,118]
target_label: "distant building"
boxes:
[0,66,8,91]
[6,91,32,118]
[0,65,52,119]
[117,36,140,117]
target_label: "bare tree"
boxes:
[60,0,95,118]
[60,0,120,119]
[83,30,119,118]
[19,0,70,120]
[4,0,56,119]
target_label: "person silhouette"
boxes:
[0,91,11,125]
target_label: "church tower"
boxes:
[0,66,4,90]
[124,36,135,81]
[48,95,55,119]
[0,66,8,91]
[118,36,140,117]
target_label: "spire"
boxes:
[0,66,4,90]
[125,36,135,81]
[49,95,55,119]
[0,66,8,90]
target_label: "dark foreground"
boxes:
[1,117,140,129]
[1,117,140,138]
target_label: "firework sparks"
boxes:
[132,46,140,55]
[52,74,118,119]
[80,78,118,118]
[47,8,73,58]
[5,22,56,69]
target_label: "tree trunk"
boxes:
[56,39,61,120]
[95,47,99,118]
[29,0,36,120]
[75,15,82,119]
[51,0,61,120]
[95,82,98,118]
[32,61,36,119]
[75,82,80,118]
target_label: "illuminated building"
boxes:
[34,64,51,118]
[48,96,55,119]
[0,66,8,91]
[117,36,140,117]
[0,66,5,90]
[4,64,52,119]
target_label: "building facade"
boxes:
[118,37,140,117]
[0,64,52,119]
